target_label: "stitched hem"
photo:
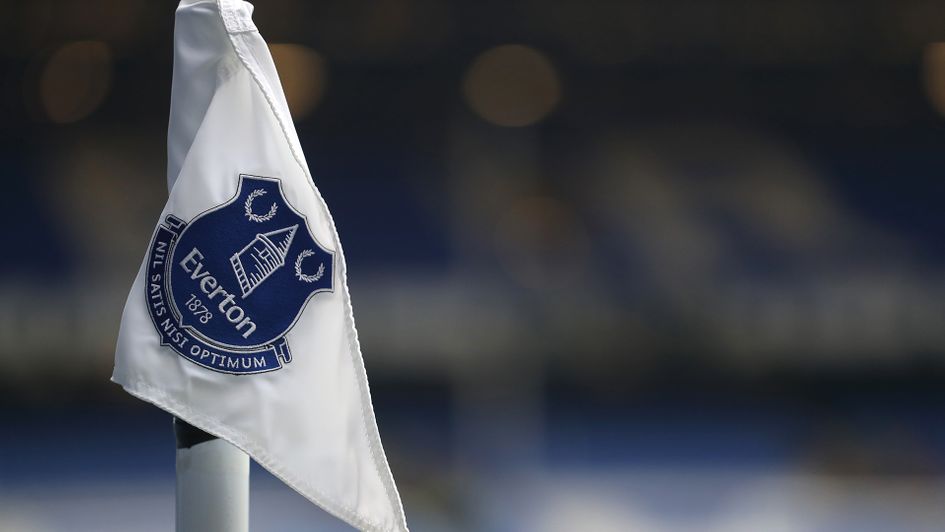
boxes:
[212,1,408,530]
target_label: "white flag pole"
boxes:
[174,418,250,532]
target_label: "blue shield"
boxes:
[145,174,333,374]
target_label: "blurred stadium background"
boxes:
[3,0,945,530]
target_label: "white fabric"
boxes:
[112,1,408,530]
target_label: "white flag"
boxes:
[112,1,408,530]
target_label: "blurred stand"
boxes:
[2,0,945,530]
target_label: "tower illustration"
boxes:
[230,224,298,297]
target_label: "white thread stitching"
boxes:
[211,1,408,530]
[294,250,325,282]
[244,188,277,222]
[226,29,407,532]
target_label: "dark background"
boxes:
[2,1,945,530]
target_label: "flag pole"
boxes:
[174,417,250,532]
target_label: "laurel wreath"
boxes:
[294,249,325,283]
[244,189,278,222]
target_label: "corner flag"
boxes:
[112,1,408,530]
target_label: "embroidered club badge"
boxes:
[144,174,334,374]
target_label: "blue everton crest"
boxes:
[145,174,334,374]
